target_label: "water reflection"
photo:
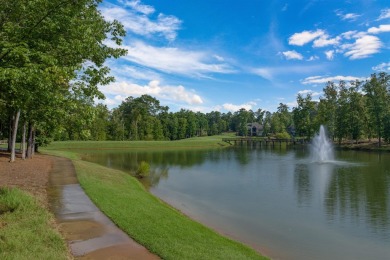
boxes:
[81,147,390,259]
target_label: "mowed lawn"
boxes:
[42,136,267,260]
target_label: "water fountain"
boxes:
[310,125,334,163]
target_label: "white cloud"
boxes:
[120,41,234,77]
[297,89,322,97]
[101,4,181,41]
[341,13,361,21]
[372,62,390,71]
[222,102,257,112]
[307,55,319,61]
[251,64,325,81]
[341,30,358,40]
[121,0,155,15]
[107,63,162,81]
[325,50,335,60]
[301,75,366,85]
[313,35,340,47]
[377,8,390,21]
[343,35,382,59]
[282,50,304,60]
[100,80,204,106]
[367,24,390,34]
[213,55,225,62]
[251,68,274,80]
[288,29,325,46]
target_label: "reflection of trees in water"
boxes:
[325,165,390,238]
[146,167,169,189]
[294,164,312,206]
[293,151,390,239]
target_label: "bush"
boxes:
[275,131,291,139]
[136,161,150,178]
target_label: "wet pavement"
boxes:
[47,156,159,260]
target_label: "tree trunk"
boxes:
[10,109,20,162]
[7,115,12,152]
[21,121,26,160]
[32,128,36,156]
[26,122,34,159]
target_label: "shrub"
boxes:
[136,161,150,178]
[275,131,291,139]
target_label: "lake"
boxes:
[81,146,390,260]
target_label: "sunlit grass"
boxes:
[43,134,233,152]
[73,159,265,259]
[41,136,267,259]
[0,188,68,260]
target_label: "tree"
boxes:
[363,73,390,147]
[235,108,252,136]
[334,81,350,144]
[317,81,338,139]
[90,104,110,140]
[293,94,316,139]
[0,0,126,161]
[347,80,366,143]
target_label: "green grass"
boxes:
[43,134,233,152]
[41,136,266,259]
[0,188,68,260]
[73,159,265,260]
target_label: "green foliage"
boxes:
[0,0,126,158]
[275,131,291,139]
[136,161,150,178]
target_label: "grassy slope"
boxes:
[0,188,68,260]
[42,135,266,259]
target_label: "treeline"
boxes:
[5,71,383,147]
[0,0,126,161]
[2,72,390,156]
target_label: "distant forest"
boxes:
[1,72,390,148]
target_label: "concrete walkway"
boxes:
[47,156,159,260]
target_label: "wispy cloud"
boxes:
[313,35,340,47]
[100,80,204,107]
[251,64,325,81]
[335,10,361,21]
[297,89,322,96]
[288,29,324,46]
[120,0,155,15]
[301,75,366,85]
[222,101,257,112]
[307,55,319,61]
[119,41,235,77]
[106,62,162,81]
[367,24,390,34]
[325,50,335,60]
[342,35,382,59]
[372,62,390,71]
[101,3,181,41]
[281,50,304,60]
[377,8,390,21]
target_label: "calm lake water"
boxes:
[81,146,390,260]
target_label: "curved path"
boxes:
[47,156,159,259]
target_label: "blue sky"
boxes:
[98,0,390,112]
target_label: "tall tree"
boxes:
[293,94,316,139]
[363,73,390,147]
[0,0,126,161]
[317,81,338,139]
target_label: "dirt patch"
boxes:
[0,151,52,207]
